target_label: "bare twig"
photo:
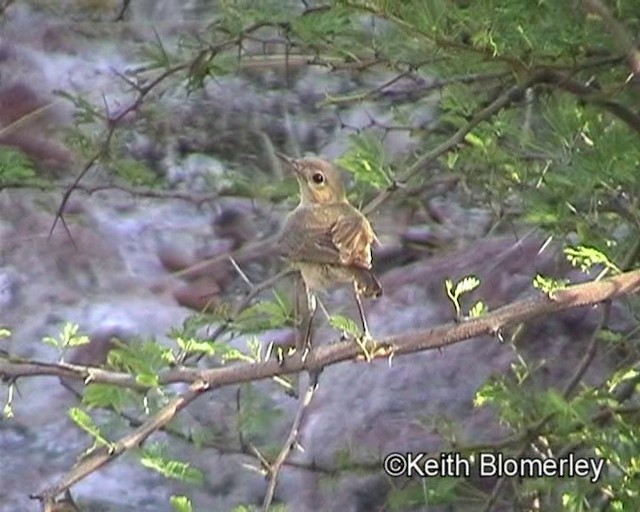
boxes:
[49,63,189,240]
[0,180,220,206]
[262,372,320,511]
[113,0,132,22]
[362,72,544,215]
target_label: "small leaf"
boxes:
[533,274,569,295]
[69,407,111,448]
[42,336,61,348]
[141,444,204,484]
[175,337,216,357]
[136,373,160,387]
[453,276,480,296]
[564,245,620,274]
[468,301,487,318]
[82,383,128,410]
[329,314,361,337]
[170,496,194,512]
[464,132,485,149]
[337,133,393,189]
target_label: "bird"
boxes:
[277,153,382,351]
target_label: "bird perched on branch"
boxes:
[277,153,382,351]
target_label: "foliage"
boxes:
[141,443,204,484]
[445,275,486,319]
[0,147,37,184]
[43,322,91,352]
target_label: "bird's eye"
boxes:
[312,172,325,184]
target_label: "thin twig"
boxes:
[262,371,320,511]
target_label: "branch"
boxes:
[322,71,510,106]
[363,70,550,216]
[261,373,320,511]
[113,0,131,21]
[33,380,209,506]
[582,0,640,80]
[482,299,613,511]
[0,180,221,206]
[49,63,189,239]
[5,269,640,389]
[540,69,640,135]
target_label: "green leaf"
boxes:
[107,339,174,378]
[112,158,159,187]
[237,383,282,441]
[68,407,112,448]
[564,245,620,274]
[468,301,487,318]
[174,337,217,357]
[170,496,194,512]
[233,292,294,333]
[533,274,569,295]
[0,148,37,183]
[3,402,13,419]
[141,443,204,484]
[453,276,480,296]
[136,373,160,387]
[464,132,485,150]
[42,322,90,349]
[82,383,128,410]
[337,133,393,189]
[329,314,361,337]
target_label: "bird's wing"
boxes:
[279,207,375,268]
[331,214,374,269]
[279,220,342,265]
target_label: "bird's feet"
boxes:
[354,330,375,362]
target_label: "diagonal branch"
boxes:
[261,372,320,511]
[32,379,210,507]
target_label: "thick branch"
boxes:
[5,269,640,389]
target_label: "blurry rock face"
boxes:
[0,82,74,175]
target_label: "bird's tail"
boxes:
[352,267,382,298]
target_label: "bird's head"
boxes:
[277,153,347,206]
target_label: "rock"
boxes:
[172,276,221,312]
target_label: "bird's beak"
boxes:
[275,151,302,176]
[275,151,294,165]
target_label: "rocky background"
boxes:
[0,2,631,511]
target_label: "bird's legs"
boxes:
[353,284,376,361]
[299,286,317,358]
[353,285,371,339]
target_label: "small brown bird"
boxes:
[277,153,381,349]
